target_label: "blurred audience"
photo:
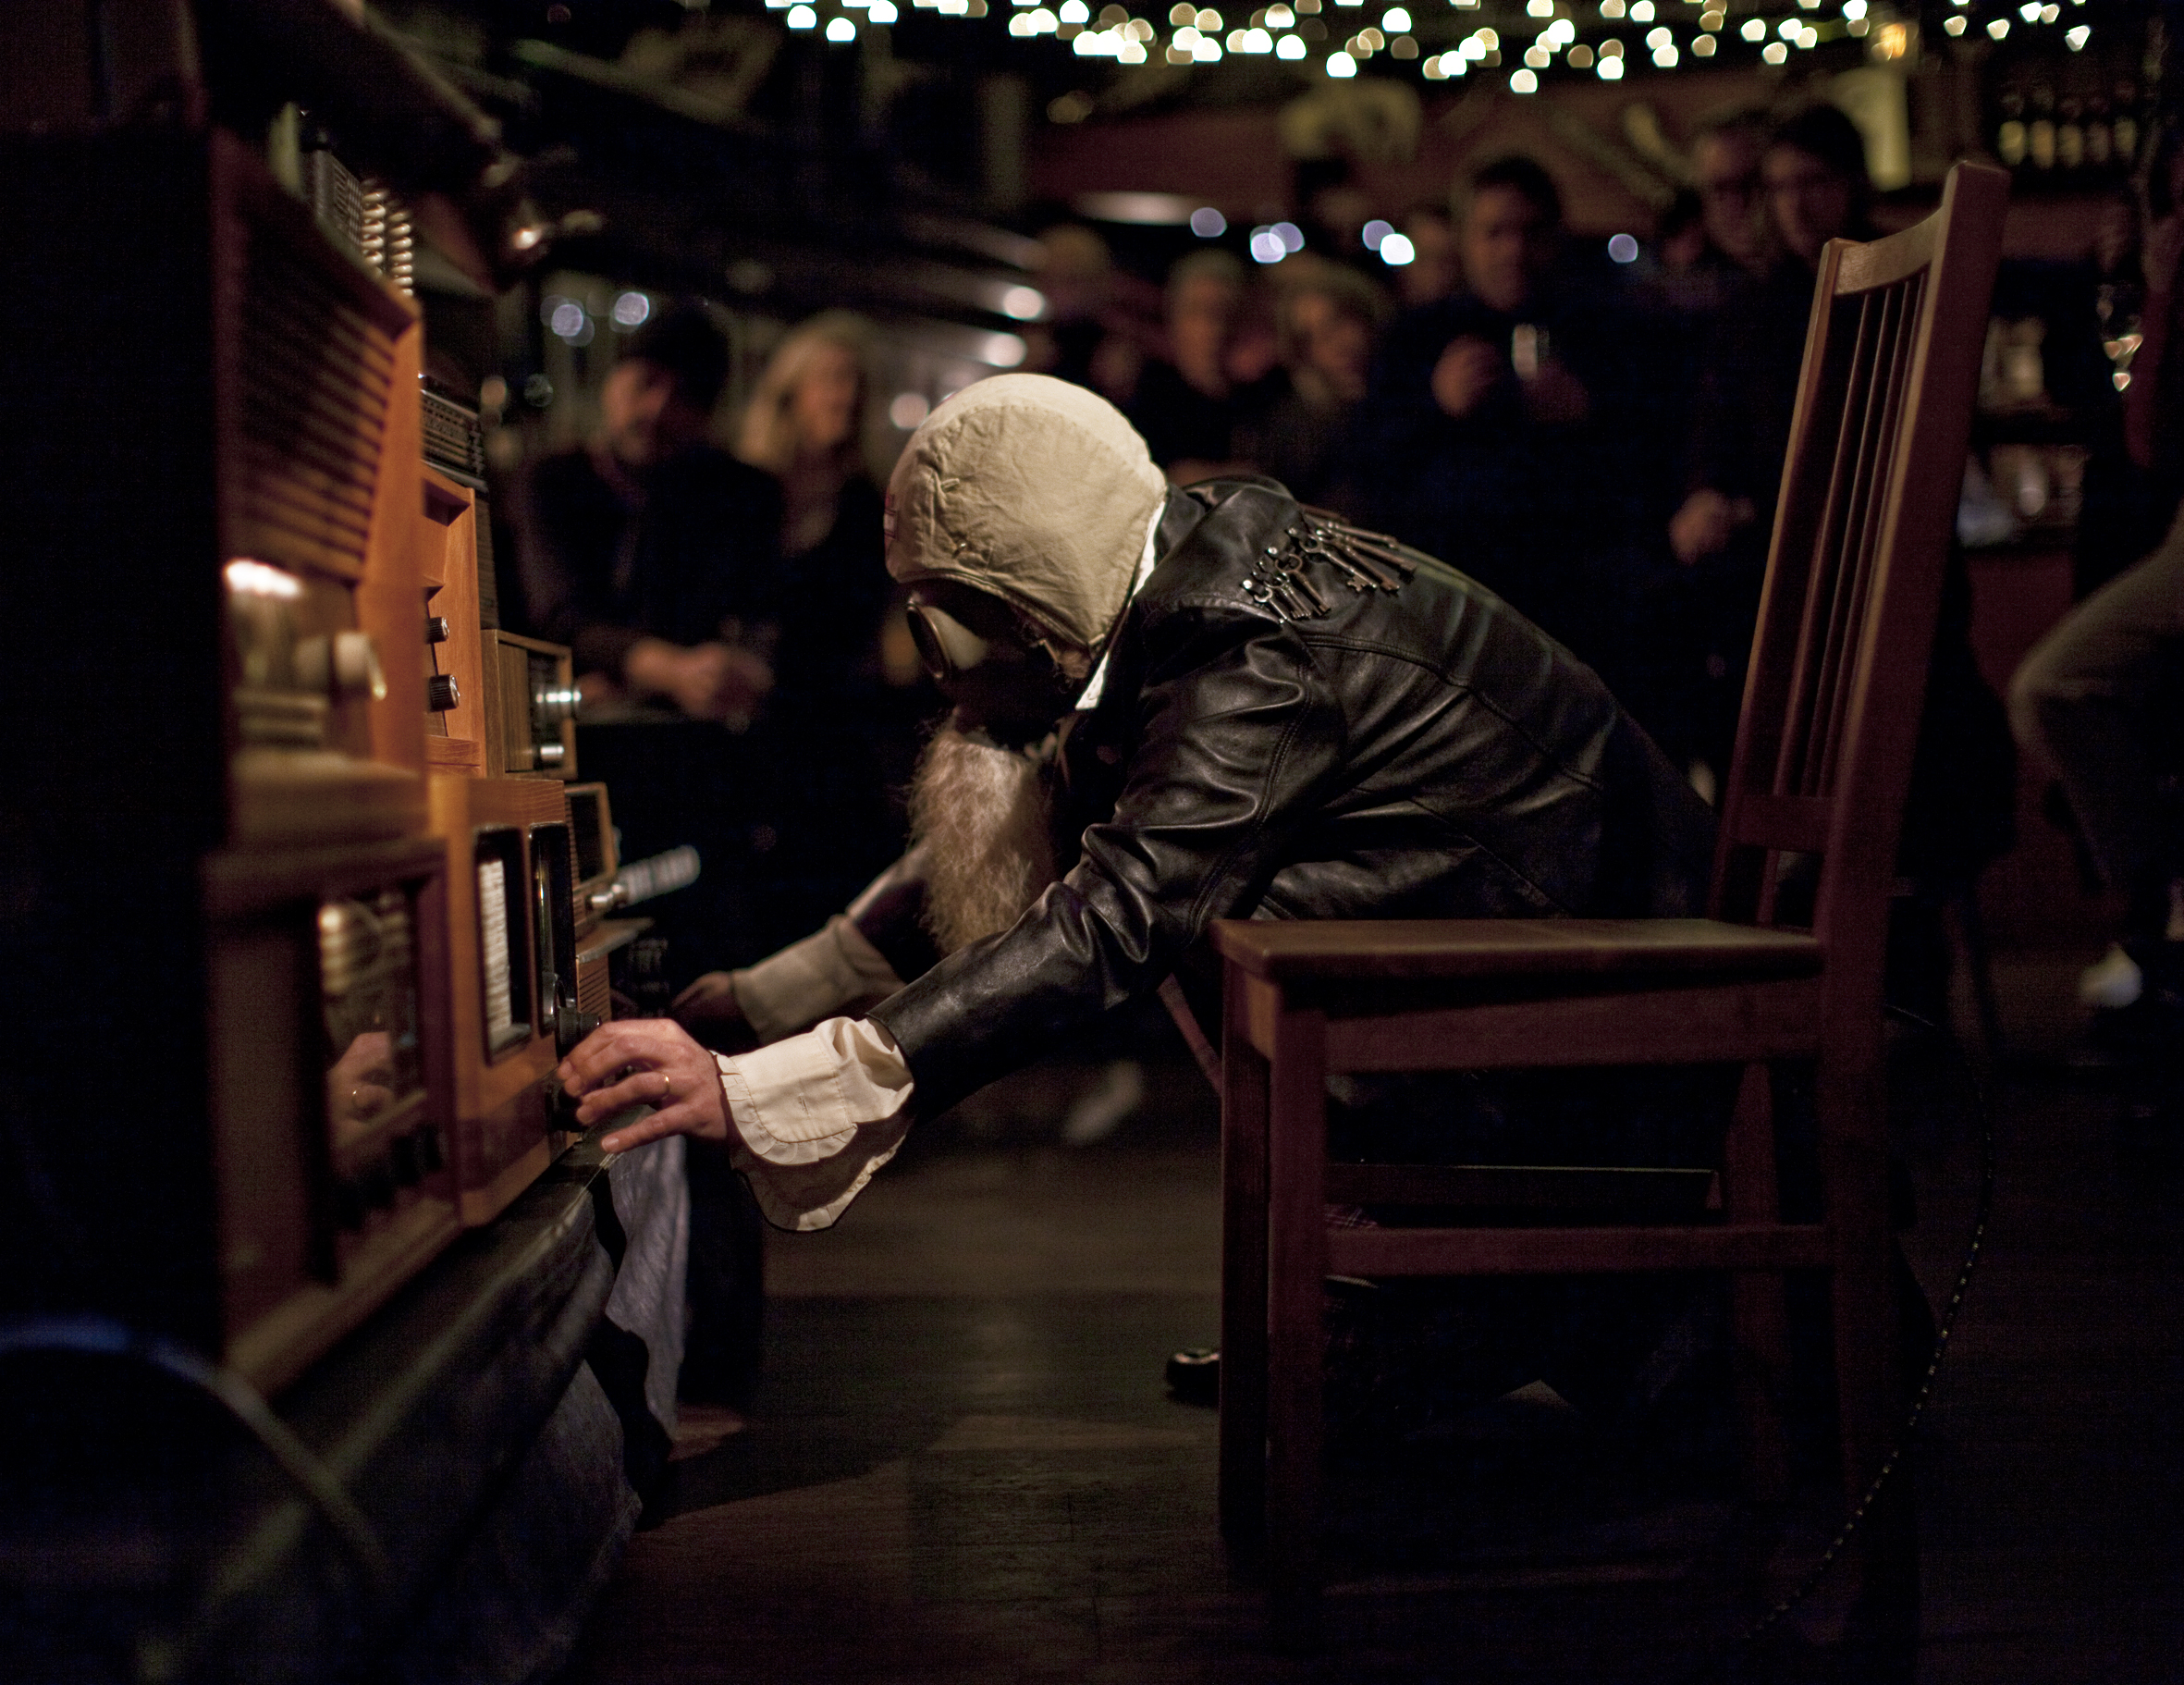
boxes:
[514,302,781,725]
[1393,203,1460,308]
[2010,516,2184,1036]
[1238,261,1388,510]
[1667,105,1883,773]
[731,313,904,951]
[735,311,891,715]
[1691,111,1775,282]
[1124,250,1279,482]
[1349,154,1641,654]
[1666,105,2014,1017]
[1023,223,1146,403]
[2013,159,2184,1051]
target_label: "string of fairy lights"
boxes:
[758,0,2111,91]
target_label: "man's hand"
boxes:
[1430,337,1503,419]
[672,971,761,1054]
[1521,357,1591,427]
[624,638,774,725]
[557,1018,730,1154]
[1668,488,1755,566]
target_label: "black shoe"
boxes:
[1165,1346,1219,1406]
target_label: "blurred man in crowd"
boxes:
[1125,250,1277,483]
[1239,261,1388,510]
[514,303,781,725]
[1669,105,1882,772]
[1393,203,1460,309]
[1692,112,1774,283]
[1350,154,1642,658]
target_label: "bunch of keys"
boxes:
[1297,508,1419,596]
[1239,508,1422,621]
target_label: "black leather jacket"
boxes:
[869,479,1716,1116]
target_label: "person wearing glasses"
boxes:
[553,374,1716,1236]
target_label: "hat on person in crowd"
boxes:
[1769,103,1873,199]
[621,301,732,413]
[884,374,1168,660]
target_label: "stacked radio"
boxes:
[0,126,655,1395]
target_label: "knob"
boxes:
[425,672,461,712]
[534,738,565,768]
[556,1002,603,1055]
[423,615,451,645]
[532,683,581,726]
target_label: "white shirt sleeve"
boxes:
[714,1016,914,1232]
[729,916,905,1044]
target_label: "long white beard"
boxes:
[909,724,1060,955]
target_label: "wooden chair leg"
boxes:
[1724,1063,1794,1501]
[1817,1064,1899,1519]
[1263,1002,1329,1647]
[1219,966,1271,1544]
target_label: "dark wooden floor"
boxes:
[560,953,2182,1684]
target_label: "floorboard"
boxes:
[562,963,2182,1683]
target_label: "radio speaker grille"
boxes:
[229,230,395,578]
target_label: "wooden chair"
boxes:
[1210,161,2009,1637]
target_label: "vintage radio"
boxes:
[412,467,576,781]
[417,467,598,1221]
[483,631,581,779]
[561,783,702,1037]
[2,125,450,1385]
[425,776,599,1224]
[205,839,460,1394]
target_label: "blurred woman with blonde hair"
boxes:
[730,311,900,948]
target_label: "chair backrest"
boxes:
[1711,163,2007,1009]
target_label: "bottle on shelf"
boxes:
[2029,82,2058,173]
[1996,84,2029,171]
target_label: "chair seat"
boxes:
[1212,916,1823,983]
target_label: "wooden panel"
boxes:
[426,774,571,1224]
[1321,1162,1717,1218]
[1326,1222,1834,1277]
[204,835,460,1394]
[1210,916,1822,983]
[1217,967,1270,1544]
[424,736,485,775]
[422,468,488,764]
[1239,971,1823,1071]
[1262,1004,1328,1642]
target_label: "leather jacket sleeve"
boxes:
[870,589,1344,1117]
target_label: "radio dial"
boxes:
[423,616,451,645]
[425,673,461,712]
[532,683,581,726]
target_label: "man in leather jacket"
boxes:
[557,375,1717,1233]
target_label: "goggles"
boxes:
[904,599,992,686]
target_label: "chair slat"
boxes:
[1723,791,1831,855]
[1311,974,1824,1072]
[1323,1162,1717,1218]
[1211,916,1822,979]
[1326,1223,1835,1276]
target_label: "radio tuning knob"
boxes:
[425,673,461,712]
[423,616,451,645]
